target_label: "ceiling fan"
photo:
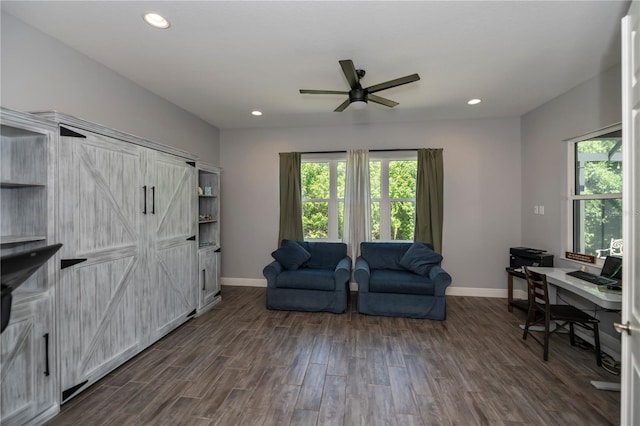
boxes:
[299,59,420,112]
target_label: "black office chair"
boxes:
[522,266,602,366]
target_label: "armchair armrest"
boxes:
[334,256,352,284]
[354,256,371,292]
[429,266,452,296]
[263,260,283,288]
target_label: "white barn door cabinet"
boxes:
[0,109,59,425]
[43,113,198,403]
[196,162,222,314]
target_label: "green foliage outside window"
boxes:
[370,160,417,240]
[302,158,416,241]
[575,137,622,255]
[389,161,416,240]
[301,161,345,240]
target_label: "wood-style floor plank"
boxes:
[46,286,620,425]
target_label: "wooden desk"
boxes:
[527,267,622,310]
[506,267,528,313]
[528,267,622,391]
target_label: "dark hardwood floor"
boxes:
[47,286,620,425]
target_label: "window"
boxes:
[301,156,345,240]
[301,152,417,242]
[370,155,417,241]
[569,127,622,259]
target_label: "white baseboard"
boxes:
[445,287,528,299]
[221,277,266,287]
[220,277,527,299]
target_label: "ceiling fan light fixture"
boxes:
[299,60,419,112]
[351,100,368,109]
[349,88,368,109]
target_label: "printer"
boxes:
[509,247,554,268]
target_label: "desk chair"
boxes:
[522,267,602,366]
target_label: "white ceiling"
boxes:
[1,1,630,130]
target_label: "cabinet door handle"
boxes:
[202,269,206,290]
[151,186,156,215]
[142,186,147,214]
[43,333,50,376]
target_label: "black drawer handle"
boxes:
[143,186,147,214]
[151,186,156,215]
[44,333,50,376]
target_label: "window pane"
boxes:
[370,201,380,240]
[573,198,622,256]
[390,201,415,240]
[337,161,346,199]
[370,161,381,199]
[575,132,622,195]
[389,160,417,198]
[303,201,328,239]
[338,201,344,240]
[301,162,329,199]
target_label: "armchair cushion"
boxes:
[276,269,335,291]
[369,270,435,295]
[399,242,443,276]
[360,242,410,270]
[271,240,311,270]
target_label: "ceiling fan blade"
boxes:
[339,59,360,89]
[300,89,348,95]
[366,73,420,94]
[368,94,399,108]
[334,99,351,112]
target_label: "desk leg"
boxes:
[508,273,513,312]
[590,381,620,391]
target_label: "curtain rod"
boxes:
[286,148,418,155]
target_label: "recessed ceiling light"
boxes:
[467,98,482,105]
[251,110,263,116]
[143,13,170,29]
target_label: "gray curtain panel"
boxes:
[414,148,444,253]
[278,152,304,244]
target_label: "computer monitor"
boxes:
[601,255,622,281]
[1,243,62,333]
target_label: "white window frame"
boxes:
[369,151,417,242]
[564,123,622,265]
[301,153,345,241]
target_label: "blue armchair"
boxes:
[263,240,351,313]
[355,242,452,320]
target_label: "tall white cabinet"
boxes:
[197,163,222,314]
[40,113,198,403]
[1,108,216,424]
[1,109,59,425]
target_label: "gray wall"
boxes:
[220,118,522,292]
[1,12,220,165]
[521,64,622,257]
[520,64,622,356]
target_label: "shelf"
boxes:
[198,220,217,224]
[199,195,217,198]
[1,235,47,245]
[1,181,46,188]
